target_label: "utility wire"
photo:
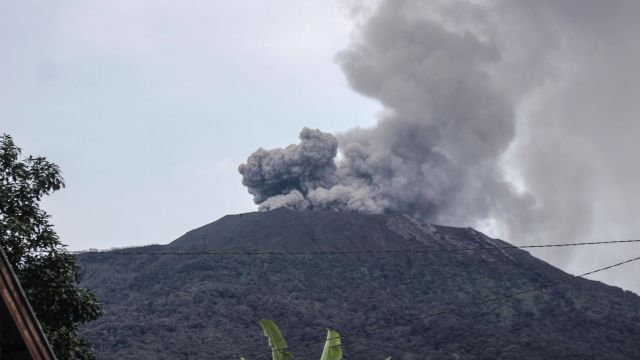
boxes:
[35,239,640,256]
[229,254,640,360]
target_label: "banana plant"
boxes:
[320,329,342,360]
[259,319,292,360]
[243,319,391,360]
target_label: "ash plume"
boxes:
[238,128,338,211]
[240,0,532,226]
[239,0,640,293]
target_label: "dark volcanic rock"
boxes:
[77,209,640,359]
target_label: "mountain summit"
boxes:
[166,208,507,253]
[78,209,640,359]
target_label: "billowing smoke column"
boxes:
[240,0,640,296]
[238,128,339,211]
[239,1,531,226]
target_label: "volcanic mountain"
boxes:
[77,209,640,359]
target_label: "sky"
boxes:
[2,0,640,294]
[0,0,378,248]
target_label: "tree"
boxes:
[0,134,102,359]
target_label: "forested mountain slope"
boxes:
[77,208,640,359]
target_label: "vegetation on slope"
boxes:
[77,209,640,359]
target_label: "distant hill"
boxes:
[77,208,640,359]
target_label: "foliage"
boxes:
[252,319,388,360]
[320,328,343,360]
[0,134,102,359]
[259,319,292,360]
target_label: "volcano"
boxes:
[77,209,640,359]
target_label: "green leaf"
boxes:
[259,319,292,360]
[320,329,342,360]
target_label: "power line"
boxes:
[36,238,640,256]
[229,253,640,360]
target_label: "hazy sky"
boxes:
[2,1,640,293]
[1,0,378,249]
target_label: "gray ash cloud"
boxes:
[238,128,338,211]
[239,0,640,295]
[239,0,532,226]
